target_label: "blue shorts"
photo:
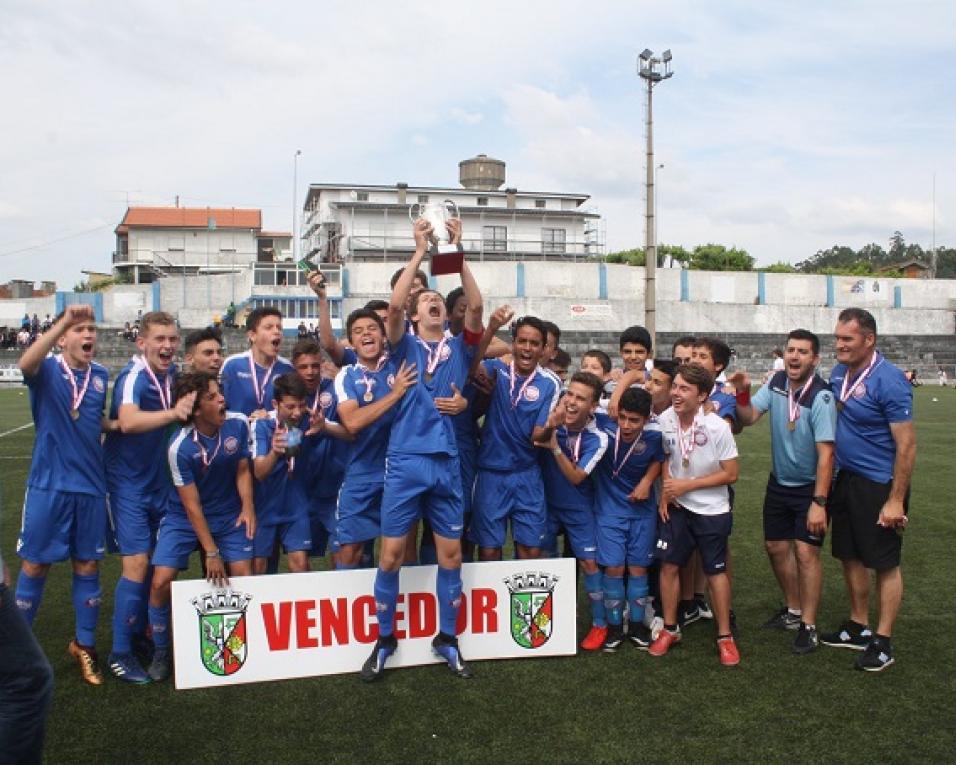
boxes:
[336,476,383,545]
[253,515,312,558]
[152,514,254,569]
[597,512,657,568]
[17,487,107,564]
[381,453,463,539]
[546,504,597,561]
[106,492,167,556]
[459,446,477,518]
[655,505,732,574]
[471,466,547,549]
[309,495,339,557]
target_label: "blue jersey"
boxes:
[220,351,294,416]
[24,355,109,496]
[387,331,476,458]
[710,385,737,423]
[452,382,480,457]
[341,347,358,366]
[540,420,608,510]
[302,379,349,498]
[251,411,312,525]
[333,356,399,480]
[829,353,912,483]
[477,360,561,471]
[104,356,176,496]
[167,414,250,520]
[593,425,665,518]
[752,372,836,486]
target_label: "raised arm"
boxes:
[388,221,430,347]
[335,361,418,435]
[18,304,93,377]
[309,271,346,366]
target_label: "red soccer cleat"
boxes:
[717,636,741,666]
[648,628,682,657]
[580,625,608,651]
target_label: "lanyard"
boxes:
[509,363,536,408]
[58,355,91,420]
[787,377,814,428]
[839,352,880,406]
[192,428,222,470]
[565,430,583,464]
[249,353,276,408]
[612,431,642,479]
[358,352,389,401]
[418,336,449,377]
[140,356,171,410]
[677,413,700,467]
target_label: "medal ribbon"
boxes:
[565,430,583,464]
[58,355,91,416]
[249,353,277,408]
[140,356,171,410]
[418,336,449,377]
[192,429,222,470]
[787,377,814,427]
[509,362,537,409]
[357,352,389,400]
[677,414,700,467]
[612,431,642,479]
[839,352,881,407]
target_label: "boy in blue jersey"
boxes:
[605,326,653,419]
[534,372,609,650]
[730,329,836,654]
[184,327,224,376]
[593,387,665,651]
[361,217,486,682]
[15,305,112,685]
[220,306,294,417]
[145,373,256,681]
[104,311,196,683]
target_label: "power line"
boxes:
[0,224,113,258]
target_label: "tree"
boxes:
[689,243,754,271]
[760,262,796,273]
[933,246,956,279]
[889,230,905,259]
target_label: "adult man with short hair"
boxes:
[821,308,914,671]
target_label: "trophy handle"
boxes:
[408,202,421,224]
[443,199,460,220]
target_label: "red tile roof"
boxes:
[116,207,262,234]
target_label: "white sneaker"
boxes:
[649,616,665,641]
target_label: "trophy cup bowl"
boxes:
[409,200,464,275]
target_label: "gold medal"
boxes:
[424,373,433,383]
[363,391,374,403]
[787,420,796,431]
[70,408,80,421]
[836,401,844,412]
[681,457,689,468]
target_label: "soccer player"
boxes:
[671,336,696,366]
[580,349,614,413]
[648,363,741,666]
[548,348,571,385]
[820,308,914,671]
[220,307,293,417]
[361,217,485,682]
[692,337,737,424]
[605,326,653,417]
[15,305,111,685]
[593,387,665,651]
[146,373,256,681]
[729,329,836,654]
[535,372,609,650]
[183,327,224,375]
[645,359,678,419]
[542,320,561,366]
[104,311,195,683]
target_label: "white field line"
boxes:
[0,422,34,438]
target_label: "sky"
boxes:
[1,0,954,287]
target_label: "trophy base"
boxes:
[430,244,464,276]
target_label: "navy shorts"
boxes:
[596,511,657,569]
[763,474,824,547]
[829,470,907,571]
[381,453,463,539]
[655,505,732,575]
[17,487,107,564]
[152,514,254,569]
[107,491,167,556]
[471,465,547,549]
[336,475,383,546]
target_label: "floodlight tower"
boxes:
[638,48,673,348]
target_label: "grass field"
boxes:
[2,385,955,764]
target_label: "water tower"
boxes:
[458,154,506,191]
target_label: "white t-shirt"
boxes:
[658,406,738,515]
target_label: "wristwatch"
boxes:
[206,549,221,559]
[811,495,828,507]
[551,446,563,457]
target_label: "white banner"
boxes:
[171,558,577,689]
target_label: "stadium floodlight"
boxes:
[640,48,653,62]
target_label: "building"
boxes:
[0,280,57,299]
[300,154,605,264]
[878,258,932,279]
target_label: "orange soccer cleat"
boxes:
[580,625,609,651]
[648,628,682,657]
[717,636,741,666]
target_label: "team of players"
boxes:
[13,225,914,682]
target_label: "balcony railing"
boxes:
[337,235,604,262]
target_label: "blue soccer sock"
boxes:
[72,572,101,647]
[373,568,400,638]
[148,603,172,649]
[436,565,463,637]
[111,576,144,655]
[627,574,649,628]
[133,570,151,638]
[15,570,46,626]
[603,574,625,627]
[584,570,606,627]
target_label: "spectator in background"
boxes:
[938,367,948,387]
[17,328,31,349]
[767,347,784,382]
[297,321,309,340]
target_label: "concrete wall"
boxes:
[0,295,56,325]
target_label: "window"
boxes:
[542,228,566,254]
[417,194,429,204]
[477,197,488,207]
[482,225,507,253]
[535,199,546,209]
[168,235,185,251]
[356,191,369,202]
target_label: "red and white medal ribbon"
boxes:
[566,430,583,464]
[509,362,536,409]
[612,431,642,479]
[677,414,700,467]
[141,356,171,410]
[249,353,276,409]
[58,355,91,419]
[192,429,222,470]
[787,378,814,428]
[418,336,448,378]
[839,352,880,407]
[358,352,389,401]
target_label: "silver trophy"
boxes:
[409,200,464,275]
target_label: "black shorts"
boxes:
[763,475,824,547]
[655,505,732,575]
[829,470,907,571]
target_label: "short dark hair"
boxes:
[552,348,571,369]
[272,372,308,402]
[184,327,222,355]
[542,321,561,346]
[444,287,465,315]
[409,289,443,319]
[694,336,731,373]
[173,371,217,421]
[569,371,602,402]
[582,349,612,374]
[838,307,878,337]
[390,267,429,289]
[620,325,652,352]
[246,306,282,332]
[675,362,714,395]
[786,329,820,355]
[346,308,386,339]
[292,338,322,361]
[363,299,389,313]
[512,315,547,344]
[672,335,697,354]
[652,358,678,382]
[619,387,652,417]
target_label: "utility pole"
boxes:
[293,149,302,262]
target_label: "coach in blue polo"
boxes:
[821,307,915,672]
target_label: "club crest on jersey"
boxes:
[319,391,333,409]
[694,430,708,446]
[523,385,540,402]
[387,374,396,387]
[92,376,106,393]
[634,441,647,454]
[852,383,867,399]
[192,590,252,677]
[505,572,558,649]
[439,344,452,361]
[223,436,240,455]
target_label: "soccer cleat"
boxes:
[763,606,802,631]
[695,595,714,620]
[580,625,609,651]
[431,633,473,679]
[601,625,625,653]
[648,628,682,657]
[68,640,104,686]
[628,623,653,651]
[107,652,151,684]
[820,620,873,651]
[648,616,665,641]
[147,647,172,682]
[717,636,741,666]
[854,637,895,672]
[792,623,819,655]
[678,600,700,627]
[360,634,398,682]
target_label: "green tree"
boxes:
[889,230,905,259]
[760,261,796,273]
[933,246,956,278]
[689,243,754,271]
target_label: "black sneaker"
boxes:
[763,606,802,631]
[694,595,714,620]
[431,633,473,679]
[855,637,895,672]
[678,599,700,627]
[628,623,652,651]
[820,620,872,651]
[602,625,625,653]
[792,623,819,655]
[360,634,397,682]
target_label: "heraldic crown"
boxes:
[191,590,253,616]
[503,571,560,594]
